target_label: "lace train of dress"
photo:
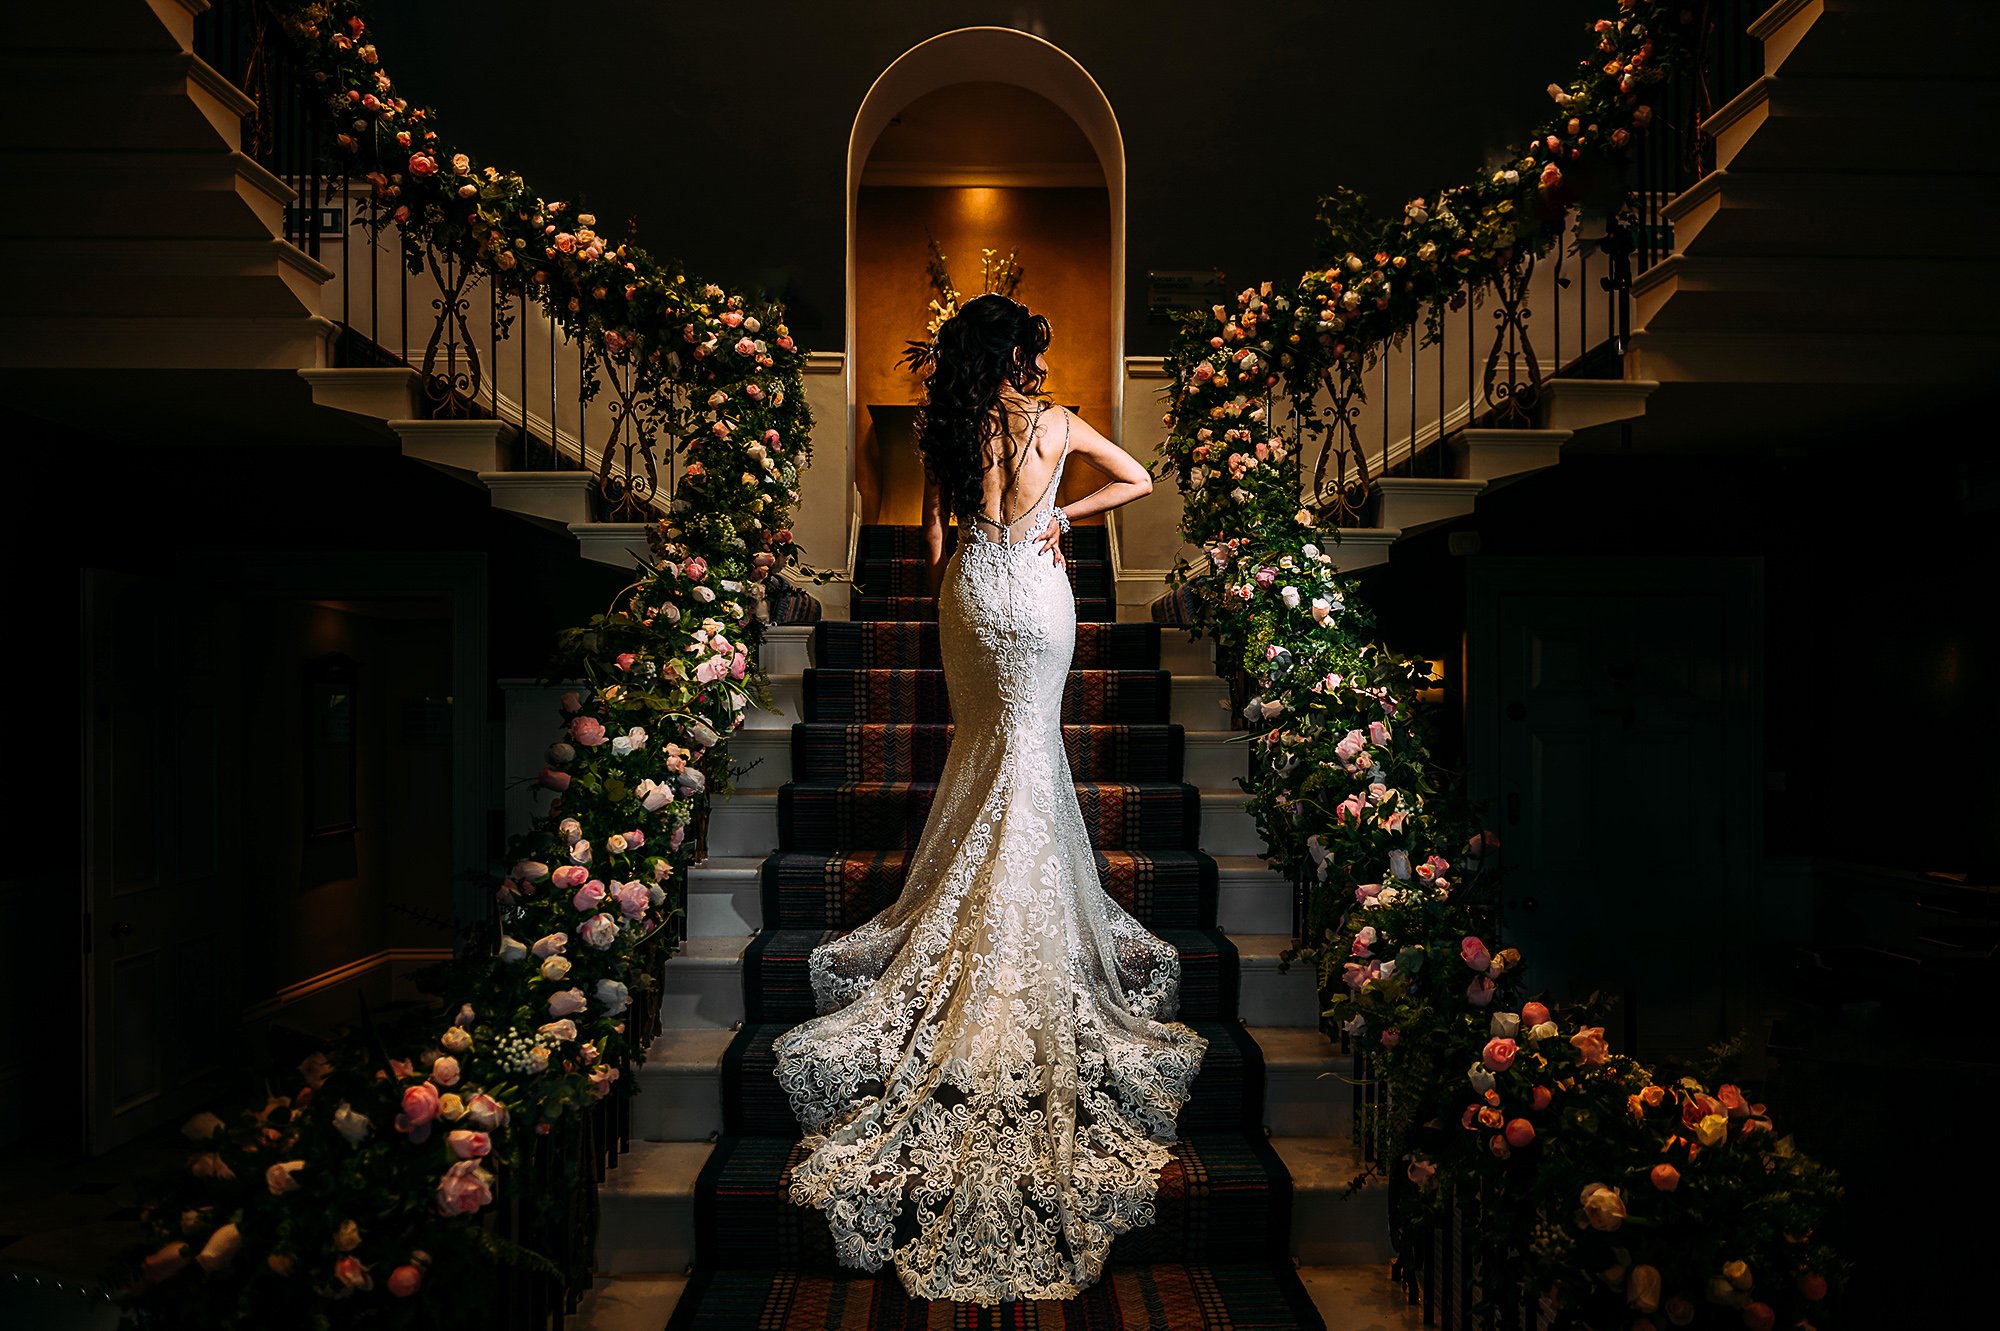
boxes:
[770,410,1208,1304]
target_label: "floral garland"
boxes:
[123,2,816,1323]
[1155,5,1849,1328]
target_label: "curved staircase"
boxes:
[579,524,1400,1328]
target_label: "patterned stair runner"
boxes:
[667,525,1324,1330]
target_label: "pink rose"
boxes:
[1461,936,1492,972]
[400,1083,439,1127]
[1481,1037,1517,1072]
[1406,1159,1436,1186]
[684,557,708,581]
[624,828,645,848]
[572,879,606,912]
[538,766,571,792]
[615,652,637,672]
[559,690,584,714]
[435,1159,495,1217]
[547,988,587,1017]
[447,1129,491,1159]
[612,880,649,919]
[1379,1028,1400,1049]
[1466,975,1496,1007]
[464,1093,509,1130]
[531,932,567,958]
[1717,1083,1749,1117]
[1504,1118,1536,1148]
[734,336,757,356]
[429,1056,460,1088]
[334,1255,372,1291]
[388,1264,423,1297]
[731,650,748,680]
[551,865,589,890]
[571,716,607,747]
[579,913,620,949]
[407,153,436,177]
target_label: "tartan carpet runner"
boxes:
[665,523,1322,1330]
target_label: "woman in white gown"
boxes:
[771,294,1209,1304]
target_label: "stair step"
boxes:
[1270,1136,1393,1265]
[630,1027,738,1142]
[1215,855,1295,935]
[717,1019,1264,1139]
[743,927,1235,1023]
[851,593,1118,622]
[654,1264,1326,1329]
[778,780,1203,853]
[790,721,1185,784]
[757,846,1217,931]
[696,1132,1296,1271]
[813,618,1161,669]
[1247,1026,1355,1138]
[595,1139,714,1275]
[805,667,1175,725]
[658,935,752,1030]
[1233,935,1324,1028]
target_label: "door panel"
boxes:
[85,570,238,1152]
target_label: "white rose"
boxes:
[1489,1012,1521,1038]
[1467,1062,1496,1093]
[594,978,631,1014]
[1527,1021,1560,1043]
[332,1103,371,1144]
[540,955,572,981]
[499,935,528,963]
[1280,586,1300,608]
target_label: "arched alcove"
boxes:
[843,27,1126,535]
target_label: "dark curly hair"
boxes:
[911,293,1052,530]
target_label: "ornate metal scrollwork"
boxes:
[420,242,485,418]
[592,348,664,521]
[1309,360,1373,527]
[1481,244,1542,427]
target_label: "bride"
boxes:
[770,293,1209,1304]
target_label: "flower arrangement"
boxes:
[121,2,817,1323]
[897,230,1027,378]
[281,0,819,579]
[1153,4,1850,1326]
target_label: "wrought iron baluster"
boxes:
[1481,246,1541,426]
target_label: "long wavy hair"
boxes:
[911,293,1051,529]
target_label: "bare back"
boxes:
[970,399,1067,546]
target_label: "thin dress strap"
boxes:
[977,405,1068,546]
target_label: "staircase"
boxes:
[1624,0,2000,437]
[577,525,1405,1328]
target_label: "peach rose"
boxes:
[1578,1182,1626,1231]
[1569,1026,1610,1064]
[389,1263,423,1297]
[1651,1163,1681,1191]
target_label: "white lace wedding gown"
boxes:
[771,405,1209,1304]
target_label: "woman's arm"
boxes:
[1032,408,1153,558]
[922,473,948,599]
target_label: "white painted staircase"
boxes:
[564,628,1421,1329]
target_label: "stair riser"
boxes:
[595,1194,698,1276]
[1237,961,1323,1028]
[629,1044,1355,1144]
[658,962,745,1031]
[688,859,1264,931]
[1217,877,1295,935]
[656,951,1315,1033]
